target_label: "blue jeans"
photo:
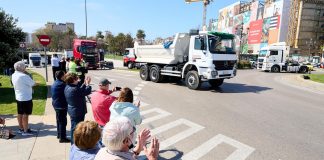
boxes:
[70,115,85,144]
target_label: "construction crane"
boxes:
[185,0,213,31]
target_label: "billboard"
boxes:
[248,19,263,44]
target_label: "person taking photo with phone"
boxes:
[91,78,119,128]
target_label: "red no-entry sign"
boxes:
[37,35,51,46]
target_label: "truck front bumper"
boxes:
[202,68,236,80]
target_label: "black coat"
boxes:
[51,80,67,110]
[64,83,92,118]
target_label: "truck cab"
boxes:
[73,39,99,69]
[28,53,41,68]
[123,48,136,69]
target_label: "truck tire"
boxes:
[299,66,308,73]
[128,62,134,69]
[150,66,163,83]
[140,65,150,81]
[185,71,201,90]
[209,79,224,88]
[271,66,280,73]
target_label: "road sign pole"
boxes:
[44,47,48,82]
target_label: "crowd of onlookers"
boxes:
[2,60,159,160]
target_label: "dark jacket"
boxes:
[64,83,92,118]
[51,80,68,110]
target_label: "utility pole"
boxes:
[85,0,88,39]
[185,0,212,31]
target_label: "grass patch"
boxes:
[0,71,47,115]
[307,74,324,84]
[104,53,123,60]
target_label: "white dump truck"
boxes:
[261,42,309,73]
[135,30,237,90]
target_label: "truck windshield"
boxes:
[80,46,96,54]
[208,36,235,54]
[259,50,267,57]
[30,57,41,61]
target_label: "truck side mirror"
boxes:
[200,38,205,50]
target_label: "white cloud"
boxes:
[17,22,44,33]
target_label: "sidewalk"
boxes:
[0,67,94,160]
[277,74,324,95]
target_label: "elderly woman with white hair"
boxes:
[95,116,159,160]
[11,61,36,136]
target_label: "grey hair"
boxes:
[102,116,133,151]
[14,61,26,72]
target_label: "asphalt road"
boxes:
[87,68,324,160]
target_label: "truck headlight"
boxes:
[211,71,217,77]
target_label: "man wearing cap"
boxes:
[91,78,118,127]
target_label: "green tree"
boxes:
[136,29,146,43]
[96,31,104,40]
[0,9,26,69]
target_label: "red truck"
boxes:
[123,48,136,69]
[73,39,99,69]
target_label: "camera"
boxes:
[115,87,121,91]
[76,66,88,74]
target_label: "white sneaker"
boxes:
[21,131,33,136]
[17,129,23,134]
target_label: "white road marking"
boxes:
[134,87,142,91]
[141,81,148,84]
[138,84,144,87]
[133,90,139,95]
[141,108,171,124]
[181,134,255,160]
[93,76,116,82]
[150,119,204,150]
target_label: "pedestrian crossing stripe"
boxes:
[141,108,171,124]
[149,118,205,150]
[181,134,255,160]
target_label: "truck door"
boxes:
[190,36,207,63]
[268,50,279,64]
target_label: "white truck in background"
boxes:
[261,42,309,73]
[135,30,237,90]
[28,53,41,68]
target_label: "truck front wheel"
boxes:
[209,79,224,88]
[128,62,134,69]
[140,65,150,81]
[185,71,201,90]
[150,66,163,83]
[271,66,280,73]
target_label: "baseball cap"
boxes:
[99,78,111,86]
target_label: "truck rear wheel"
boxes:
[150,66,163,83]
[299,66,308,73]
[140,65,150,81]
[185,71,201,90]
[209,79,224,88]
[271,66,280,73]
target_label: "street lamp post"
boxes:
[306,38,317,57]
[85,0,88,39]
[185,0,212,31]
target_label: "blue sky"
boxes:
[1,0,238,40]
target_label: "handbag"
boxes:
[0,124,10,139]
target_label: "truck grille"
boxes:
[213,60,236,70]
[84,54,97,66]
